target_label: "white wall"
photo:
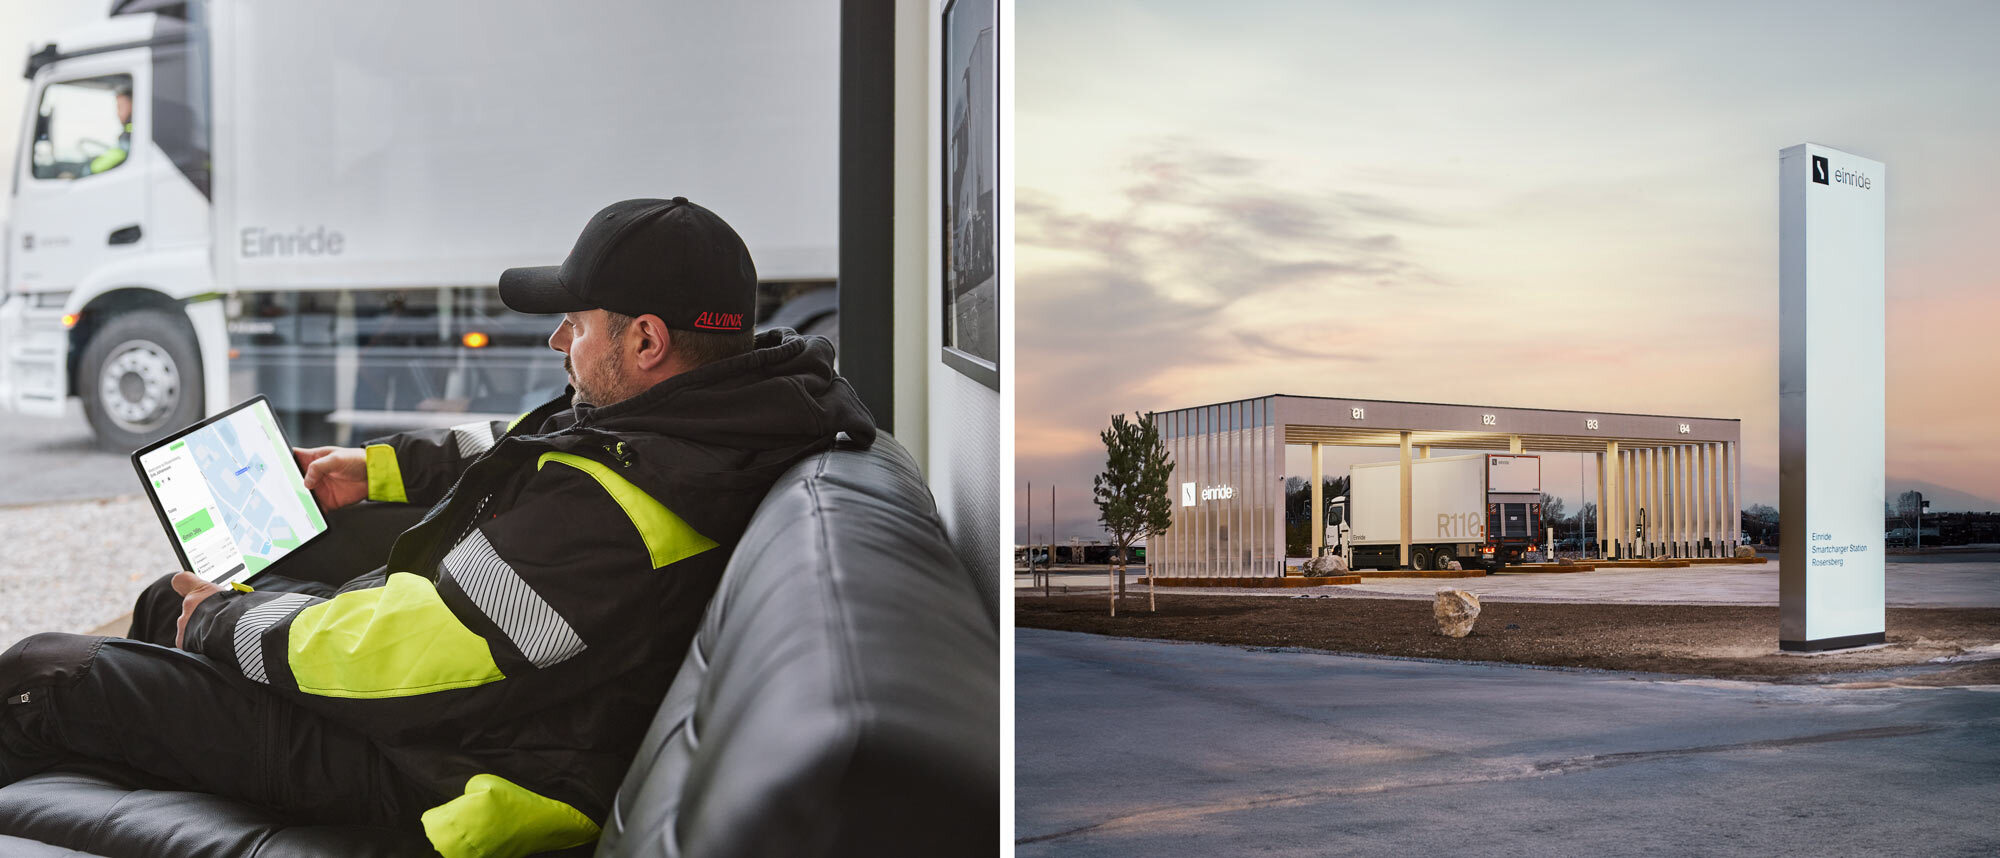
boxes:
[893,0,931,468]
[901,0,1004,619]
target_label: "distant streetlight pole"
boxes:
[1029,479,1045,593]
[1918,498,1929,552]
[1041,482,1050,597]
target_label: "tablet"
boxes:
[131,396,330,588]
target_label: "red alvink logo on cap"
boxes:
[693,312,744,330]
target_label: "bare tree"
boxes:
[1538,493,1567,536]
[1577,501,1599,552]
[1895,490,1925,525]
[1285,475,1349,556]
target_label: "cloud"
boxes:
[1226,331,1381,363]
[1016,142,1461,532]
[1331,192,1461,227]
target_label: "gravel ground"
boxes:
[1016,593,2000,682]
[1020,558,2000,608]
[0,495,168,653]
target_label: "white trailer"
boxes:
[1326,453,1543,571]
[3,0,837,449]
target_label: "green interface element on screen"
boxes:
[138,403,328,586]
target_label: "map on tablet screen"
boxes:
[133,397,329,587]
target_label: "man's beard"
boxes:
[565,354,631,408]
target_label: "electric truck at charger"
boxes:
[2,0,837,450]
[1324,454,1544,571]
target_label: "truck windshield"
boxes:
[31,74,132,181]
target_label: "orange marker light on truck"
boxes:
[461,331,490,348]
[60,313,79,329]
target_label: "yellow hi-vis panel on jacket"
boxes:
[287,573,504,698]
[422,774,601,858]
[536,451,718,569]
[365,444,410,503]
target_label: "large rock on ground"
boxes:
[1433,588,1481,638]
[1735,545,1758,559]
[1302,555,1348,574]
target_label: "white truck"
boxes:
[3,0,837,450]
[1325,453,1543,571]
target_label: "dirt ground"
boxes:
[1016,593,2000,685]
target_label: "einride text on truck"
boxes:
[3,0,837,449]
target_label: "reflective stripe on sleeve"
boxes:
[232,592,316,684]
[451,420,498,458]
[442,529,587,669]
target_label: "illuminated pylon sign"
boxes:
[1778,143,1886,652]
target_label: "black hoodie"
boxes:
[185,331,874,853]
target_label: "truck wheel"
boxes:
[1411,546,1433,571]
[79,309,205,452]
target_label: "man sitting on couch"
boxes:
[0,198,875,857]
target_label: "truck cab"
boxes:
[1323,494,1351,557]
[5,5,221,450]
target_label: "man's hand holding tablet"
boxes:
[170,571,223,649]
[294,446,369,511]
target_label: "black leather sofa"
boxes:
[0,435,998,857]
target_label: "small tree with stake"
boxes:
[1093,412,1174,614]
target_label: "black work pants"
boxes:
[0,634,441,831]
[2,500,441,828]
[127,501,424,646]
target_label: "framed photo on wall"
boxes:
[942,0,1000,390]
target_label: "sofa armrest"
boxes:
[596,435,999,857]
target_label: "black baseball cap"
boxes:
[498,197,756,333]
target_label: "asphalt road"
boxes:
[1016,628,2000,857]
[0,402,138,506]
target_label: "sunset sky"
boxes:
[1015,0,2000,543]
